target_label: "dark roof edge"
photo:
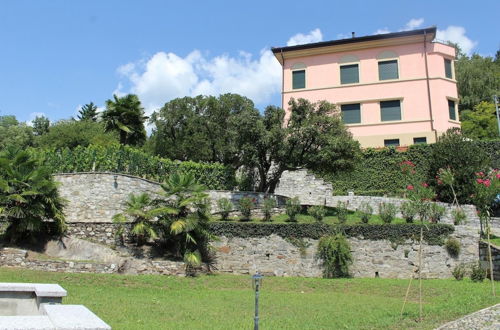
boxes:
[271,27,437,53]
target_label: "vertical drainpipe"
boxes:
[280,50,285,109]
[423,31,438,142]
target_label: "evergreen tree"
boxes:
[77,102,98,121]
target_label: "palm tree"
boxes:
[157,173,215,267]
[0,147,66,244]
[113,193,175,246]
[102,94,148,146]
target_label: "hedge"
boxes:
[208,222,454,245]
[30,145,235,190]
[325,141,500,196]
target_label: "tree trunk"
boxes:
[418,225,423,321]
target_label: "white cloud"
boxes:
[286,28,323,46]
[437,25,477,55]
[402,18,424,31]
[374,28,391,35]
[115,48,282,115]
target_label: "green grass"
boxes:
[1,268,498,329]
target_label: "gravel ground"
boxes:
[436,303,500,330]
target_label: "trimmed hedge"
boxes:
[30,144,235,190]
[209,222,454,245]
[325,141,500,196]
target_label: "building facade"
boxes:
[272,27,460,148]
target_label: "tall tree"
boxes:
[102,94,147,146]
[77,102,98,121]
[32,115,50,136]
[461,102,499,140]
[0,116,34,150]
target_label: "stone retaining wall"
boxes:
[479,241,500,280]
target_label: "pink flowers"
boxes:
[406,185,414,190]
[477,178,484,184]
[421,182,429,188]
[401,160,415,167]
[483,179,491,187]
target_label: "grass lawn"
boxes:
[0,268,498,329]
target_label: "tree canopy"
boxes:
[32,115,50,136]
[461,102,499,140]
[77,102,99,121]
[0,116,34,150]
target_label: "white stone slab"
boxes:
[42,305,111,329]
[0,283,67,298]
[0,315,55,329]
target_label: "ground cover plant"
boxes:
[0,268,497,330]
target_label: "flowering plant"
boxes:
[471,169,500,221]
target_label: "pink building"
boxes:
[272,27,460,148]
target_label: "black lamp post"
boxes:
[252,272,263,330]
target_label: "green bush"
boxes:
[429,203,446,223]
[451,208,467,225]
[208,222,454,245]
[237,196,254,221]
[285,197,301,222]
[452,263,466,280]
[470,262,486,282]
[262,198,276,222]
[217,198,233,221]
[308,205,327,222]
[317,234,352,278]
[30,144,234,190]
[336,201,348,224]
[445,238,461,258]
[379,202,397,224]
[400,202,417,223]
[358,202,373,224]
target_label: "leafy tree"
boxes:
[0,147,66,243]
[455,52,500,112]
[35,120,118,149]
[77,102,99,121]
[156,173,215,268]
[254,98,360,192]
[0,116,34,150]
[429,128,489,204]
[102,94,147,146]
[461,102,499,140]
[32,115,50,136]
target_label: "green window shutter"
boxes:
[378,60,399,80]
[448,100,456,120]
[384,139,400,147]
[341,103,361,124]
[413,137,427,144]
[380,100,401,121]
[444,59,453,79]
[292,70,305,89]
[340,64,359,84]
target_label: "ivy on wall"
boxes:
[30,145,235,190]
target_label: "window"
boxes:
[378,60,399,80]
[444,59,453,79]
[448,100,457,120]
[340,64,359,84]
[341,103,361,124]
[384,139,400,147]
[413,137,427,144]
[380,100,401,121]
[292,70,305,89]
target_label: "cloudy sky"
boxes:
[1,0,498,123]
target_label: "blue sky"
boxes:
[1,0,498,123]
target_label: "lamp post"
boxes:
[494,95,500,136]
[252,272,263,330]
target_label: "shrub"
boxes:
[445,238,461,258]
[357,202,373,224]
[336,201,348,224]
[429,203,446,223]
[238,196,254,221]
[308,205,327,222]
[379,202,397,224]
[470,262,486,282]
[317,234,352,278]
[262,198,276,222]
[451,208,467,225]
[400,202,417,223]
[452,263,466,280]
[217,198,233,221]
[285,197,301,222]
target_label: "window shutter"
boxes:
[448,100,456,120]
[340,64,359,84]
[292,70,305,89]
[444,59,453,79]
[378,60,399,80]
[380,100,401,121]
[341,103,361,124]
